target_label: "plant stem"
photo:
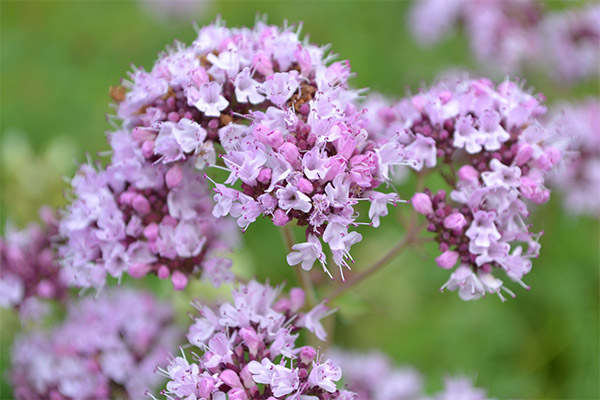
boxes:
[326,213,427,303]
[280,226,318,308]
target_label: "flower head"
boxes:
[370,77,562,300]
[157,280,354,399]
[109,19,404,280]
[550,99,600,217]
[0,207,69,315]
[59,136,237,291]
[10,289,180,400]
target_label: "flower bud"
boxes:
[132,194,151,215]
[435,251,459,269]
[272,209,291,226]
[411,193,433,215]
[166,164,183,188]
[128,263,152,278]
[239,327,259,355]
[143,222,159,242]
[171,270,188,290]
[297,178,313,194]
[228,388,248,400]
[443,213,467,231]
[299,346,317,364]
[457,165,479,182]
[220,369,243,388]
[279,142,300,166]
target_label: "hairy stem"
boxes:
[280,226,318,308]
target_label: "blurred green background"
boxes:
[1,1,598,399]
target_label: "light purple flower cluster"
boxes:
[541,4,600,83]
[409,0,599,83]
[551,99,600,217]
[410,0,543,73]
[0,207,69,313]
[59,130,237,291]
[329,349,423,400]
[10,289,180,400]
[370,77,562,300]
[330,348,491,400]
[157,280,355,400]
[109,18,402,280]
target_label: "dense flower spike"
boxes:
[370,77,562,300]
[0,207,69,315]
[330,349,491,400]
[409,0,599,84]
[10,289,180,400]
[156,280,355,399]
[59,131,237,290]
[551,99,600,217]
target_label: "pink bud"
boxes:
[37,280,55,298]
[143,223,159,242]
[132,127,155,143]
[443,213,467,231]
[239,328,259,355]
[227,388,248,400]
[240,366,256,389]
[157,265,170,279]
[411,193,433,215]
[289,287,305,312]
[161,215,178,227]
[299,346,317,364]
[257,168,272,184]
[324,156,346,181]
[198,377,215,398]
[272,208,291,226]
[457,165,479,182]
[118,191,136,206]
[141,140,155,158]
[515,143,533,166]
[190,67,209,87]
[435,251,459,269]
[252,53,273,76]
[297,178,313,194]
[220,370,243,388]
[171,271,188,290]
[166,164,183,188]
[265,130,284,149]
[132,194,151,215]
[279,142,300,166]
[129,263,152,278]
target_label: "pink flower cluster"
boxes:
[157,280,355,400]
[10,289,180,400]
[551,99,600,217]
[59,130,237,291]
[370,77,562,300]
[409,0,599,83]
[0,207,69,313]
[330,349,491,400]
[109,18,404,279]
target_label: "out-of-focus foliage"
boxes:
[1,1,598,399]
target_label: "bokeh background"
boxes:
[1,1,598,399]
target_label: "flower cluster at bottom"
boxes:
[157,280,355,400]
[10,289,180,400]
[330,349,491,400]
